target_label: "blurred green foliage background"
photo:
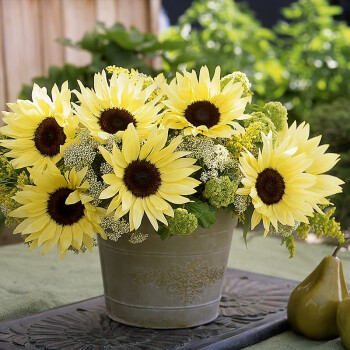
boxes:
[17,0,350,230]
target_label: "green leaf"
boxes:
[79,31,102,52]
[56,37,79,49]
[186,198,216,228]
[143,40,187,53]
[102,26,156,51]
[95,21,107,30]
[158,225,172,240]
[243,204,254,247]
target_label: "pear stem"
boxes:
[332,238,350,257]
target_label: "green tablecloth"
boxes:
[0,229,349,349]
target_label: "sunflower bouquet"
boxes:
[0,66,345,259]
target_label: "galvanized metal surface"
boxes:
[98,211,237,328]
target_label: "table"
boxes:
[0,229,349,349]
[0,269,298,349]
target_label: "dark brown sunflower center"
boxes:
[99,108,137,134]
[123,160,161,197]
[34,117,66,157]
[184,100,220,128]
[47,188,84,225]
[256,168,285,205]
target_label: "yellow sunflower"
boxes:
[99,124,200,231]
[10,166,106,259]
[1,82,77,172]
[276,122,343,207]
[160,66,251,138]
[73,70,163,142]
[237,132,320,235]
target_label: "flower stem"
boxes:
[332,238,350,257]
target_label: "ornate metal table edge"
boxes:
[0,269,299,350]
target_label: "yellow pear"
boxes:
[337,297,350,349]
[287,255,348,340]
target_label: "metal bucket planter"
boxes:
[98,210,236,329]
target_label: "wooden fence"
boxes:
[0,0,161,113]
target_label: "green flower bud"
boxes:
[220,71,251,96]
[203,176,238,208]
[168,208,198,236]
[244,122,276,145]
[262,101,288,132]
[244,111,277,137]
